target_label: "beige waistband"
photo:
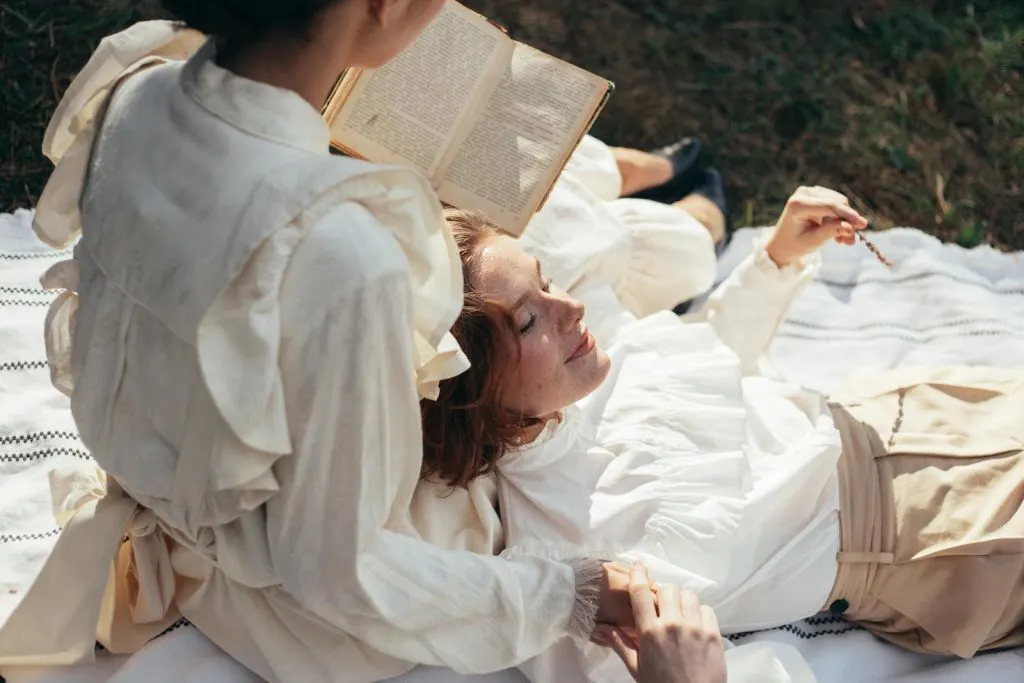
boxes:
[823,403,889,617]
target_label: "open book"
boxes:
[322,1,613,236]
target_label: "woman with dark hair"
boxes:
[422,195,1024,682]
[0,3,647,681]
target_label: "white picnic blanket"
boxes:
[2,208,1023,682]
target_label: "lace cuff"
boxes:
[566,558,604,640]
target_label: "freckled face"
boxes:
[471,236,611,418]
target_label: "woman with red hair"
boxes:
[421,191,1024,683]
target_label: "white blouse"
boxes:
[499,245,843,681]
[0,22,602,683]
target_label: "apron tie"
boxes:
[0,464,180,666]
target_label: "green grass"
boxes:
[2,0,1022,247]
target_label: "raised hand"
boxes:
[764,185,868,267]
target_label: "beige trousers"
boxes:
[827,366,1024,658]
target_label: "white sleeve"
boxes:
[521,182,716,320]
[605,197,718,318]
[688,244,818,375]
[265,213,602,673]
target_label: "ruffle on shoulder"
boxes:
[34,22,205,395]
[196,160,468,463]
[35,21,205,249]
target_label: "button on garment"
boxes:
[0,22,589,683]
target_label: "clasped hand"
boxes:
[594,562,726,683]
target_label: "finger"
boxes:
[823,218,858,246]
[591,624,614,646]
[607,561,630,573]
[808,186,850,206]
[835,229,856,246]
[618,625,639,641]
[700,604,721,636]
[827,202,868,228]
[812,202,868,228]
[657,582,682,622]
[628,562,658,633]
[679,589,703,627]
[790,196,868,228]
[791,185,849,209]
[607,628,640,680]
[828,218,856,237]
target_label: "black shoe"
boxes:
[691,167,733,257]
[625,137,704,204]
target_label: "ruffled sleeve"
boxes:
[521,137,717,320]
[606,197,718,318]
[558,135,624,202]
[519,173,631,297]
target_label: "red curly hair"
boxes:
[420,210,543,489]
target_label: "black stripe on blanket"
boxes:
[0,250,71,260]
[0,299,52,307]
[0,360,48,372]
[0,430,81,446]
[0,447,92,463]
[730,616,863,642]
[0,286,49,295]
[94,618,193,654]
[0,528,60,544]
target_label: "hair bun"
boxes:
[160,0,334,44]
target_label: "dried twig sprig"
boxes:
[857,230,893,268]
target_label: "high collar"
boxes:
[181,39,332,155]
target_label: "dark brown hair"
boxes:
[161,0,339,45]
[420,210,542,488]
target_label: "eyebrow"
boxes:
[509,259,543,312]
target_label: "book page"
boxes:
[435,43,610,235]
[328,2,510,177]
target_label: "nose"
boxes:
[555,292,585,334]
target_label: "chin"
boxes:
[575,346,612,403]
[594,346,612,381]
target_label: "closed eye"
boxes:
[518,264,550,334]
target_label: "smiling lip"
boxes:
[566,323,596,363]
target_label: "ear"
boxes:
[367,0,398,27]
